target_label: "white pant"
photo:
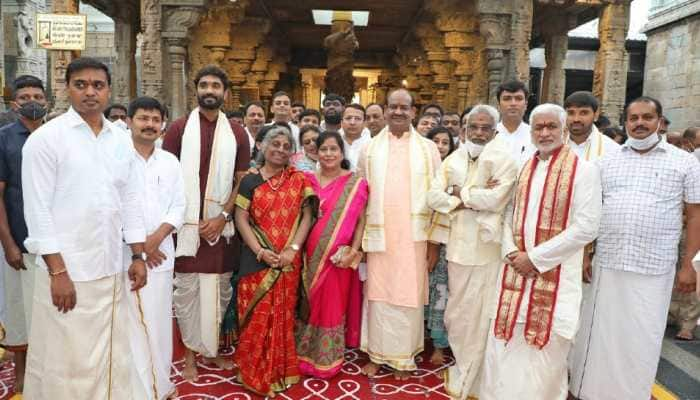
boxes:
[1,254,37,349]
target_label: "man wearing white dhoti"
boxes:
[427,104,518,399]
[480,104,601,400]
[358,88,441,380]
[569,96,700,400]
[21,57,148,400]
[124,97,185,400]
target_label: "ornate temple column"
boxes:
[141,0,164,100]
[226,18,270,109]
[479,13,511,105]
[163,5,204,118]
[540,20,569,104]
[51,0,79,112]
[113,18,137,105]
[415,22,453,107]
[247,44,275,99]
[323,11,358,102]
[510,0,533,84]
[16,1,48,82]
[593,1,631,124]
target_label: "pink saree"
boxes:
[297,172,368,378]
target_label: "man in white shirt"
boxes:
[427,105,518,399]
[340,103,371,171]
[243,101,265,156]
[495,80,535,165]
[22,57,147,400]
[269,91,300,148]
[481,104,602,400]
[124,97,185,400]
[569,97,700,400]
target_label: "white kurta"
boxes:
[496,121,535,167]
[481,152,601,400]
[123,148,185,400]
[340,127,371,172]
[21,108,146,400]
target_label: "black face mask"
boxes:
[18,101,48,121]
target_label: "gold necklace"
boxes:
[264,167,287,191]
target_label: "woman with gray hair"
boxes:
[233,122,318,397]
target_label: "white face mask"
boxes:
[627,131,660,151]
[465,140,485,158]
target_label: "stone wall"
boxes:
[644,12,700,129]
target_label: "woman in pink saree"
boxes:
[297,131,368,378]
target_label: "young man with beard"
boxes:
[358,88,441,380]
[0,74,49,395]
[569,97,700,400]
[124,97,185,400]
[162,65,250,382]
[320,93,345,132]
[495,80,535,165]
[365,103,386,137]
[243,101,265,156]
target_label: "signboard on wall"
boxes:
[36,13,87,51]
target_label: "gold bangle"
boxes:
[49,268,67,276]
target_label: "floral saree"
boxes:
[233,166,317,395]
[296,172,368,378]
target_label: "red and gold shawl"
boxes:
[494,145,578,348]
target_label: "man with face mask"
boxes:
[0,74,48,395]
[320,93,346,132]
[569,97,700,400]
[162,65,251,382]
[426,105,518,399]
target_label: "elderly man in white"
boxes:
[427,104,518,399]
[480,104,602,400]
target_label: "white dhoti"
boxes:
[173,272,232,358]
[360,297,424,371]
[1,254,37,350]
[125,269,175,400]
[480,321,570,400]
[443,261,500,399]
[569,265,675,400]
[24,272,132,400]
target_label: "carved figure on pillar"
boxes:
[323,13,358,103]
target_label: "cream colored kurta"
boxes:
[358,129,440,370]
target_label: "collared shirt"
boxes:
[0,120,31,252]
[123,148,185,272]
[340,127,371,172]
[496,121,535,167]
[244,126,256,155]
[500,155,602,338]
[22,107,146,282]
[567,127,620,163]
[596,139,700,275]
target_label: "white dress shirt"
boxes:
[499,154,602,339]
[596,140,700,275]
[122,148,185,272]
[22,107,146,282]
[244,127,256,156]
[496,121,535,167]
[340,127,371,172]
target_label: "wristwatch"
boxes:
[131,252,147,262]
[221,210,233,222]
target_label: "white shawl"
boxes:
[363,126,436,252]
[175,108,237,257]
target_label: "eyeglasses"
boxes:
[467,124,494,133]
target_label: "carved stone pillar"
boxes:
[593,1,631,124]
[141,0,164,99]
[510,0,533,84]
[479,14,510,105]
[16,1,48,82]
[113,19,137,106]
[51,0,79,112]
[166,40,187,118]
[541,30,568,104]
[323,11,358,102]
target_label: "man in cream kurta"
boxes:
[480,104,601,400]
[357,89,441,380]
[427,105,518,399]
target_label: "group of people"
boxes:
[0,56,698,400]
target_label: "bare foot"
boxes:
[393,370,411,381]
[183,349,199,383]
[675,328,695,341]
[430,347,446,365]
[203,356,235,370]
[361,361,381,378]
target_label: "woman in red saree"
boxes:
[297,131,369,378]
[234,124,317,397]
